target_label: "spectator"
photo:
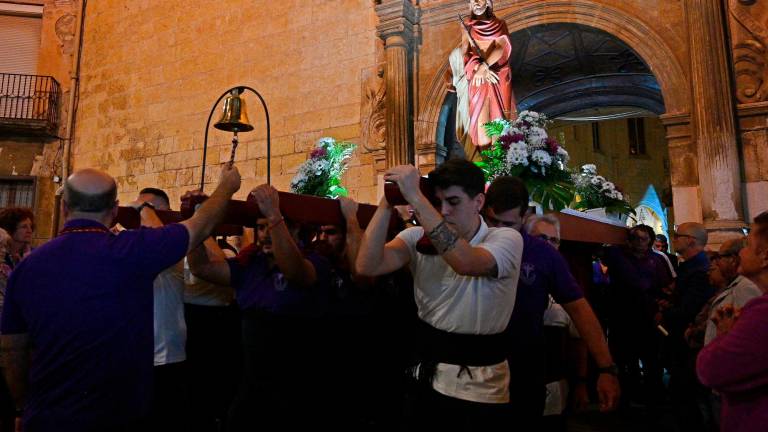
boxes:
[0,166,240,431]
[654,233,679,273]
[697,211,768,432]
[603,224,672,411]
[665,222,715,431]
[0,208,34,269]
[0,228,13,432]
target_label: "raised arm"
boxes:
[180,165,241,253]
[338,197,368,281]
[357,196,412,277]
[187,236,232,286]
[384,165,499,277]
[251,184,316,288]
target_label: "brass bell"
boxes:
[214,89,254,132]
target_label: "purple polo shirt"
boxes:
[227,243,330,317]
[1,219,189,431]
[506,231,583,356]
[697,294,768,432]
[602,245,672,330]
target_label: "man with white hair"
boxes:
[665,222,715,431]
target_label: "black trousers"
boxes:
[184,303,241,432]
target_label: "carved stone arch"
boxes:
[416,0,691,166]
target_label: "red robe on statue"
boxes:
[464,15,515,148]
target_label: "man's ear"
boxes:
[474,193,486,213]
[759,244,768,271]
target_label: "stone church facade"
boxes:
[2,0,768,243]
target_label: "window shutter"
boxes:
[0,14,43,75]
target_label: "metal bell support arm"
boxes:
[201,85,271,191]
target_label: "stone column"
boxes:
[375,0,418,167]
[685,0,744,229]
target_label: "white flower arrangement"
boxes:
[479,111,574,210]
[573,164,633,216]
[290,137,356,198]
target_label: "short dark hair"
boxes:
[630,224,656,249]
[484,176,529,214]
[655,233,668,244]
[428,159,486,198]
[0,207,35,234]
[139,187,170,207]
[64,182,117,213]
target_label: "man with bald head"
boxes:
[0,166,240,431]
[664,222,714,431]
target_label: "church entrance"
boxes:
[435,22,674,232]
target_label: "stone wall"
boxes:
[73,0,383,208]
[549,117,671,211]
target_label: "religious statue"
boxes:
[457,0,517,151]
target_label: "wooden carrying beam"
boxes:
[115,191,384,235]
[115,183,626,245]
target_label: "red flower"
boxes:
[499,134,515,150]
[310,147,327,159]
[544,137,560,154]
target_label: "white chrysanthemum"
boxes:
[581,164,597,174]
[590,175,606,186]
[317,137,335,148]
[531,149,552,166]
[556,146,569,163]
[506,142,529,167]
[527,127,548,148]
[601,181,616,192]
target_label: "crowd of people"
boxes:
[0,159,765,431]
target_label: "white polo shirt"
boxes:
[396,217,523,403]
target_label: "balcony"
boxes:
[0,73,60,137]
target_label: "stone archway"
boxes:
[416,0,691,176]
[417,1,691,141]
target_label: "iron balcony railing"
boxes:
[0,73,60,135]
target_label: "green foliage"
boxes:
[290,137,356,199]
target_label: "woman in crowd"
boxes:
[0,208,35,269]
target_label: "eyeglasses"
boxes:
[712,252,737,261]
[486,215,519,228]
[319,228,339,236]
[673,233,694,239]
[537,233,560,246]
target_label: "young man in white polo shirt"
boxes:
[357,159,523,429]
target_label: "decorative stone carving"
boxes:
[727,0,768,103]
[360,64,387,153]
[55,13,77,55]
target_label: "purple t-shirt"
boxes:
[227,244,330,317]
[697,293,768,432]
[506,232,583,355]
[1,219,189,431]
